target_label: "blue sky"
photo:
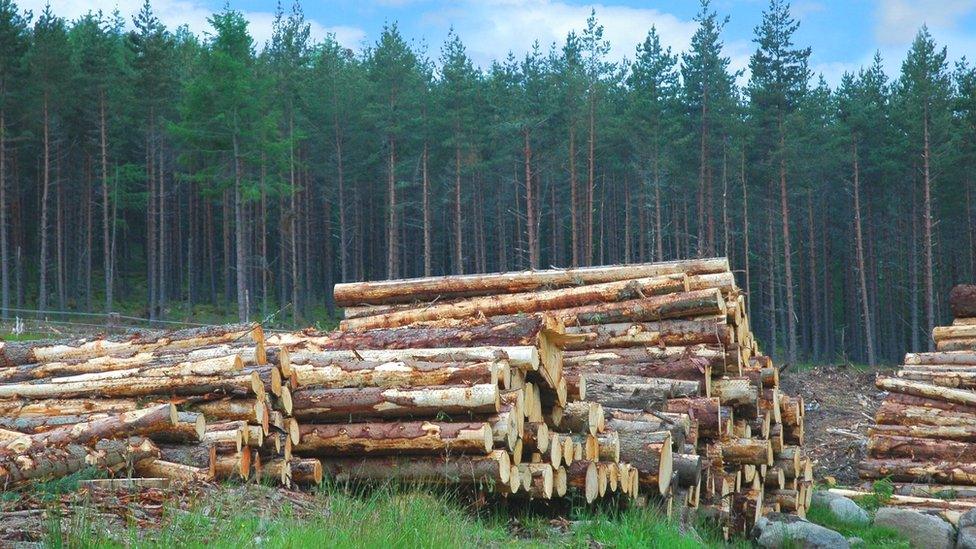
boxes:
[36,0,976,84]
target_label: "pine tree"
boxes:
[748,0,811,364]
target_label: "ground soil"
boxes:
[779,364,894,485]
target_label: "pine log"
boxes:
[288,346,539,372]
[884,393,976,414]
[189,398,266,424]
[518,463,554,499]
[876,401,976,427]
[0,371,260,399]
[868,434,976,461]
[566,460,599,503]
[876,377,976,406]
[557,401,603,435]
[897,369,976,389]
[134,458,213,483]
[341,274,688,330]
[950,285,976,319]
[290,384,499,421]
[583,374,700,409]
[0,398,142,418]
[859,458,976,485]
[562,319,732,351]
[333,258,729,306]
[905,351,976,365]
[522,422,549,453]
[712,378,758,407]
[564,357,710,387]
[318,450,512,487]
[938,339,976,352]
[616,429,672,495]
[294,421,493,456]
[564,346,732,376]
[290,457,323,485]
[213,451,251,480]
[664,397,722,438]
[0,324,259,367]
[290,359,509,390]
[868,423,976,442]
[720,438,772,466]
[548,288,726,326]
[673,453,703,487]
[154,443,216,476]
[0,353,243,385]
[0,437,159,485]
[148,412,206,443]
[3,403,176,453]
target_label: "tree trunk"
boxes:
[852,139,875,364]
[859,458,976,485]
[0,437,159,486]
[386,135,398,279]
[780,127,797,365]
[290,359,508,390]
[741,150,751,319]
[562,319,733,350]
[454,143,464,274]
[295,421,493,456]
[570,124,579,267]
[290,383,499,421]
[0,106,7,319]
[233,133,247,322]
[38,94,51,312]
[923,107,935,350]
[524,130,538,269]
[422,141,431,277]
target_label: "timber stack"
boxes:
[0,323,317,487]
[858,284,976,522]
[307,256,811,536]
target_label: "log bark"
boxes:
[189,398,266,424]
[876,377,976,406]
[291,384,499,421]
[566,460,599,503]
[289,346,539,372]
[712,378,758,407]
[884,393,976,415]
[135,458,213,483]
[905,351,976,365]
[557,402,603,435]
[291,457,323,485]
[562,319,732,351]
[156,443,216,476]
[548,288,726,326]
[876,401,976,427]
[294,421,493,456]
[564,346,732,375]
[333,258,728,306]
[521,422,549,453]
[859,458,976,485]
[665,397,722,438]
[3,404,176,453]
[318,450,512,487]
[938,339,976,352]
[950,285,976,319]
[0,437,159,485]
[341,274,688,330]
[0,371,260,399]
[720,438,772,466]
[868,424,976,442]
[564,356,709,384]
[583,374,700,409]
[290,360,509,390]
[673,452,703,487]
[868,434,976,461]
[0,324,259,367]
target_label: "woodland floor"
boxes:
[780,363,895,485]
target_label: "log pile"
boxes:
[314,257,810,536]
[0,324,317,488]
[861,285,976,514]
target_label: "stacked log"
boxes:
[862,285,976,511]
[0,324,314,487]
[314,257,810,535]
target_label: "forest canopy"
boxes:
[0,0,972,365]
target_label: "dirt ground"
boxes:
[779,364,893,485]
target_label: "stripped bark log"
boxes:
[294,421,493,456]
[290,384,500,421]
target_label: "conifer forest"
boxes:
[0,0,973,366]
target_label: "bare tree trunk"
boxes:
[779,128,797,365]
[233,133,247,323]
[422,141,431,277]
[911,174,920,353]
[100,91,112,312]
[38,94,51,312]
[569,124,579,267]
[454,144,463,274]
[807,192,820,361]
[698,94,708,258]
[147,112,157,320]
[386,135,398,279]
[654,152,664,261]
[524,130,538,269]
[852,139,876,365]
[722,139,729,259]
[586,98,595,266]
[922,108,935,351]
[259,159,267,316]
[158,143,166,313]
[741,149,751,319]
[0,106,7,319]
[55,152,63,311]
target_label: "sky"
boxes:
[26,0,976,85]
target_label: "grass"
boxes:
[804,502,909,548]
[40,482,741,549]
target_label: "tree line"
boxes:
[0,0,972,365]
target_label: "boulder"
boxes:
[811,492,870,525]
[959,510,976,549]
[752,513,850,549]
[874,507,954,549]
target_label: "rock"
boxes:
[961,509,976,530]
[959,526,976,549]
[874,507,955,549]
[811,491,871,525]
[752,513,850,549]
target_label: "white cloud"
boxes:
[23,0,365,50]
[874,0,976,46]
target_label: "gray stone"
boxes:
[811,491,871,525]
[957,526,976,549]
[874,507,955,549]
[960,509,976,530]
[752,513,850,549]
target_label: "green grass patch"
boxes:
[43,483,738,548]
[804,501,909,548]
